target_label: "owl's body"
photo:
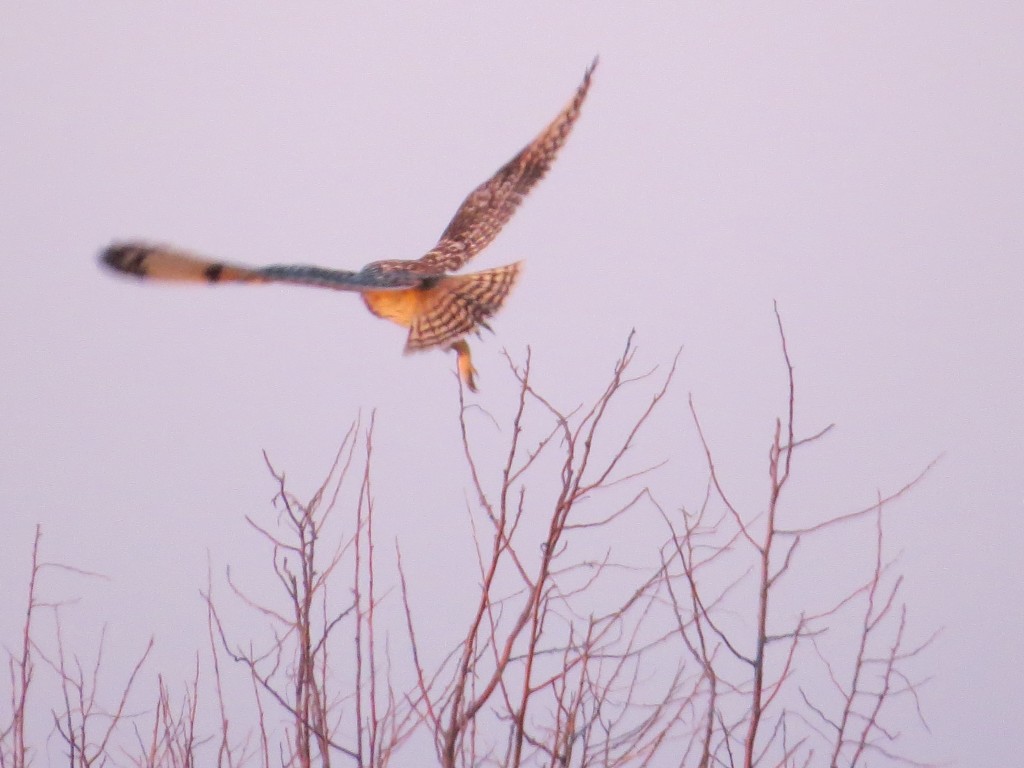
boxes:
[101,59,596,390]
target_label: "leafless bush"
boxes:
[2,318,935,767]
[399,332,687,767]
[1,528,152,768]
[652,306,937,767]
[206,416,423,767]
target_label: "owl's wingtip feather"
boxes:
[99,242,150,277]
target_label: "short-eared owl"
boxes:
[100,59,596,391]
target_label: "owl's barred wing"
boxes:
[101,243,265,284]
[417,58,597,273]
[257,264,420,290]
[406,262,521,352]
[100,242,419,291]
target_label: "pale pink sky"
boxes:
[1,3,1022,764]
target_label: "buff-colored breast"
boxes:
[361,288,426,327]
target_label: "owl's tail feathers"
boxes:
[100,243,264,284]
[405,261,521,352]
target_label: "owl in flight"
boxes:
[100,59,597,391]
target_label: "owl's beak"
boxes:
[451,340,478,392]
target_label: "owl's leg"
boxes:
[451,340,478,392]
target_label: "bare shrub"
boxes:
[2,318,935,767]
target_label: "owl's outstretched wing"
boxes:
[100,243,420,291]
[417,58,597,273]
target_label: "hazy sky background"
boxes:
[1,3,1021,764]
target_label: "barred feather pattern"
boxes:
[418,57,597,273]
[100,243,264,284]
[405,262,521,351]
